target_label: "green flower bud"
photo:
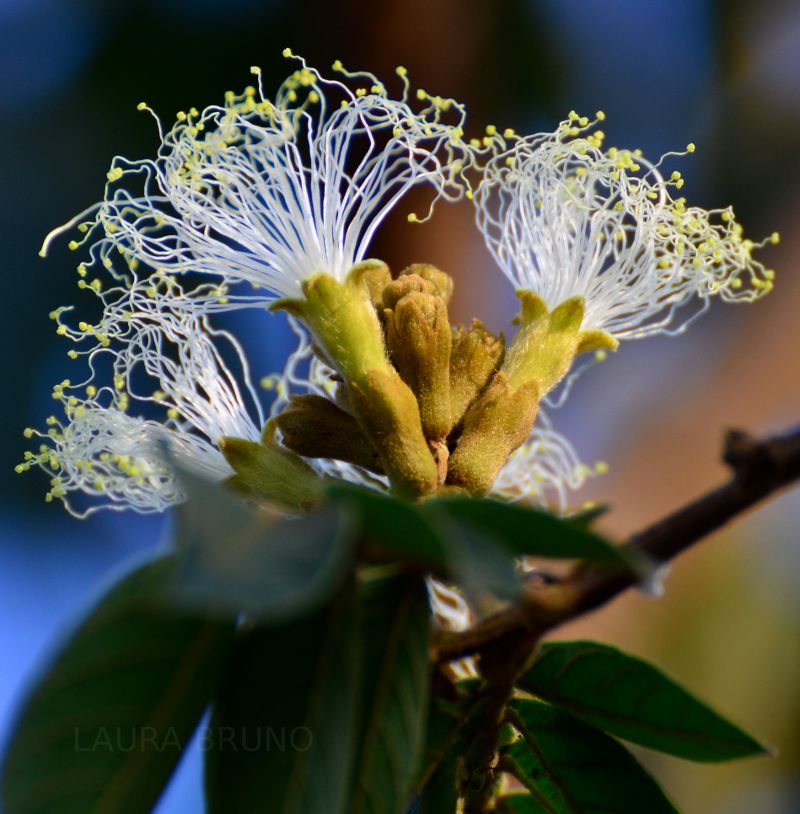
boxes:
[384,275,453,442]
[220,424,326,510]
[449,320,505,431]
[273,394,382,473]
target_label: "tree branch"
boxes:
[435,424,800,664]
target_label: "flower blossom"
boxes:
[475,112,777,341]
[19,292,263,516]
[42,53,472,309]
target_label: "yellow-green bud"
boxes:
[446,373,539,494]
[219,425,326,510]
[349,368,439,498]
[449,320,505,430]
[399,263,454,303]
[383,275,453,441]
[273,394,382,473]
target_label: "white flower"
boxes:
[43,54,472,308]
[21,302,262,515]
[475,112,777,340]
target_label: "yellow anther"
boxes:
[68,241,78,251]
[594,350,607,362]
[485,125,497,136]
[594,461,609,475]
[770,232,780,245]
[686,142,696,153]
[136,102,147,111]
[56,325,67,336]
[250,65,261,75]
[332,59,343,71]
[282,47,293,58]
[407,213,418,223]
[596,110,606,121]
[23,428,34,438]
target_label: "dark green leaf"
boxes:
[503,699,680,814]
[205,583,361,814]
[414,694,467,793]
[418,751,460,814]
[421,496,631,566]
[519,641,767,762]
[2,558,234,814]
[424,507,521,600]
[174,471,357,620]
[349,573,432,814]
[326,482,447,571]
[328,483,521,598]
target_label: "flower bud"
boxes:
[383,274,453,442]
[273,394,382,473]
[349,368,439,498]
[399,263,454,303]
[449,320,505,430]
[446,373,539,493]
[219,425,326,510]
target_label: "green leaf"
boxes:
[2,558,235,814]
[519,640,768,762]
[328,483,520,598]
[420,496,635,566]
[503,699,680,814]
[326,482,447,571]
[349,572,432,814]
[415,698,469,814]
[174,472,357,620]
[414,682,481,814]
[205,583,361,814]
[418,752,460,814]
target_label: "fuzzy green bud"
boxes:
[399,263,454,303]
[220,425,326,510]
[446,373,539,493]
[273,267,437,498]
[273,394,382,473]
[271,270,388,387]
[449,320,505,431]
[383,274,453,442]
[349,368,439,498]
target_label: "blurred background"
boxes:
[1,0,799,811]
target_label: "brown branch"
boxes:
[435,424,800,664]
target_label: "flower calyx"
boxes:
[503,292,618,396]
